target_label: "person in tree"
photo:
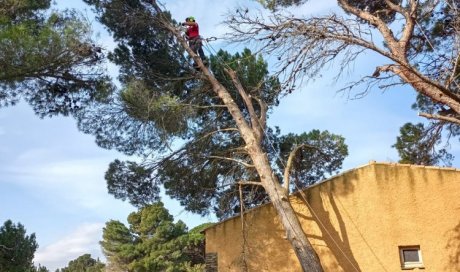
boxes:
[182,16,208,66]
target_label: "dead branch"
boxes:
[0,244,14,251]
[283,144,320,194]
[238,180,264,186]
[225,1,460,124]
[224,67,264,142]
[419,112,460,125]
[208,155,255,168]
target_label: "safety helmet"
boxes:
[186,16,195,22]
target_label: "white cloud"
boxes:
[34,223,105,271]
[5,156,118,210]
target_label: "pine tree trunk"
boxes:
[205,62,324,272]
[151,5,325,269]
[247,141,324,272]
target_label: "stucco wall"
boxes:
[204,162,460,272]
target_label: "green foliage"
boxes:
[210,48,280,107]
[105,159,159,207]
[80,0,349,220]
[0,0,50,22]
[393,122,453,166]
[33,265,50,272]
[100,220,134,271]
[100,202,207,272]
[82,0,185,86]
[338,0,401,23]
[256,0,307,10]
[411,1,460,115]
[258,0,401,19]
[77,0,191,155]
[56,254,105,272]
[277,130,348,187]
[0,220,38,272]
[121,80,192,138]
[0,0,112,116]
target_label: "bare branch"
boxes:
[284,144,304,194]
[398,0,418,55]
[208,155,255,168]
[224,67,264,142]
[195,128,240,143]
[383,0,406,15]
[337,0,398,47]
[283,144,320,194]
[238,181,264,186]
[419,112,460,125]
[255,96,268,132]
[448,53,460,88]
[225,12,398,92]
[0,244,14,251]
[225,1,460,120]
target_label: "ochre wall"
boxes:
[205,163,460,272]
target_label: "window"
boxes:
[399,246,424,269]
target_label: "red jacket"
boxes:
[185,22,199,39]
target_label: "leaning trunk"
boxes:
[209,78,324,272]
[150,3,324,269]
[248,142,324,272]
[398,67,460,115]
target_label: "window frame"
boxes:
[399,245,424,270]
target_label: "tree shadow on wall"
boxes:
[446,220,460,271]
[296,188,363,272]
[294,169,389,272]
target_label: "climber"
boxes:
[181,16,208,67]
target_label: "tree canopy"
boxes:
[78,0,349,219]
[78,33,348,218]
[393,122,453,165]
[0,220,38,272]
[100,202,210,272]
[79,1,349,269]
[56,254,105,272]
[0,0,112,117]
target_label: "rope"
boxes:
[187,25,386,271]
[292,180,387,272]
[202,33,375,271]
[201,40,331,270]
[261,129,364,271]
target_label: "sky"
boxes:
[0,0,459,271]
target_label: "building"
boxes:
[203,162,460,271]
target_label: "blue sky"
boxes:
[0,0,459,270]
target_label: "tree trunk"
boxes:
[205,52,325,272]
[150,3,324,269]
[249,142,324,272]
[397,67,460,114]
